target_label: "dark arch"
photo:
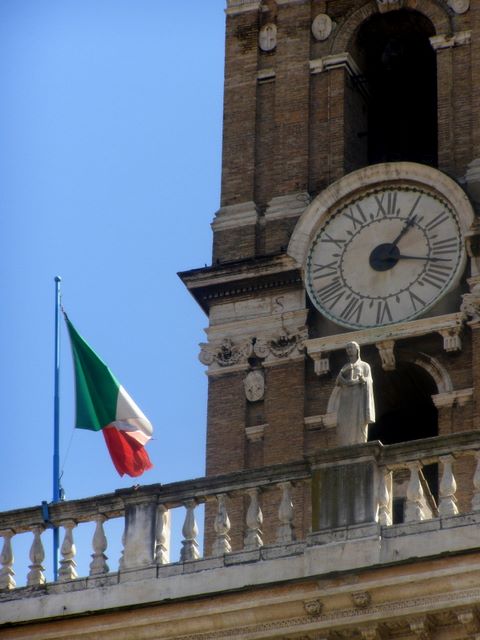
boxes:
[351,9,437,167]
[368,361,438,444]
[369,360,439,521]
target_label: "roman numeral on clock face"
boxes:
[319,232,346,249]
[420,263,451,290]
[374,192,399,218]
[376,300,392,324]
[340,296,364,323]
[312,261,338,279]
[425,211,449,231]
[316,278,346,308]
[431,237,457,255]
[344,205,367,229]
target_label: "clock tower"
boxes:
[180,0,480,551]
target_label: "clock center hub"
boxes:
[369,243,400,271]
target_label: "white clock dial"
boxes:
[305,186,466,329]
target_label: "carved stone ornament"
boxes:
[352,591,372,609]
[254,331,307,361]
[376,0,415,11]
[311,14,333,41]
[259,23,277,52]
[461,285,480,323]
[243,370,265,402]
[303,599,323,616]
[448,0,470,13]
[199,338,252,368]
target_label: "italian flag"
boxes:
[65,315,153,477]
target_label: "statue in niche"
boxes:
[335,341,375,446]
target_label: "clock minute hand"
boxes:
[397,254,451,262]
[389,215,416,248]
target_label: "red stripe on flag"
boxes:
[102,425,153,477]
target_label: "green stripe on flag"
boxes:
[65,317,120,431]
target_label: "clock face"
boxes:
[305,186,466,329]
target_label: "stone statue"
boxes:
[335,341,375,446]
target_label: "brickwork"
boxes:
[221,12,258,208]
[205,0,480,544]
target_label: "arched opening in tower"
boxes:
[368,360,439,521]
[352,9,437,167]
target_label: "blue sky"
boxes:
[0,1,225,582]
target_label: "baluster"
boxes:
[244,488,263,550]
[472,451,480,512]
[119,525,126,571]
[378,469,392,526]
[155,505,169,565]
[277,482,295,544]
[404,462,426,523]
[212,494,231,555]
[180,500,200,562]
[58,520,78,581]
[90,515,109,575]
[0,530,16,590]
[27,526,46,586]
[438,455,458,517]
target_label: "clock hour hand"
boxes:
[397,254,451,262]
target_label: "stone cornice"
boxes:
[178,254,301,313]
[306,312,463,358]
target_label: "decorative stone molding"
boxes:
[352,591,372,609]
[309,52,361,78]
[438,327,462,352]
[461,282,480,323]
[306,314,464,373]
[311,14,333,41]
[255,330,306,361]
[361,626,387,640]
[409,616,435,639]
[431,388,473,409]
[311,354,330,376]
[376,340,395,371]
[245,424,266,442]
[211,202,258,232]
[430,31,471,51]
[244,370,265,402]
[447,0,470,14]
[265,192,311,222]
[199,338,253,371]
[456,608,480,633]
[226,0,261,15]
[376,0,412,12]
[257,68,275,82]
[303,599,323,616]
[258,23,277,52]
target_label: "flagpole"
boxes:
[53,275,62,580]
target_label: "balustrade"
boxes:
[1,432,480,593]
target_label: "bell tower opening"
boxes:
[368,361,439,521]
[368,361,438,445]
[351,9,437,167]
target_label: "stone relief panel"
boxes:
[259,23,277,52]
[311,14,333,41]
[243,370,265,402]
[447,0,470,13]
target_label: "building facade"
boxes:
[3,1,480,638]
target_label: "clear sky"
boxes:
[0,1,225,582]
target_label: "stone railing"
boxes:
[2,431,480,593]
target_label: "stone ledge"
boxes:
[4,515,480,626]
